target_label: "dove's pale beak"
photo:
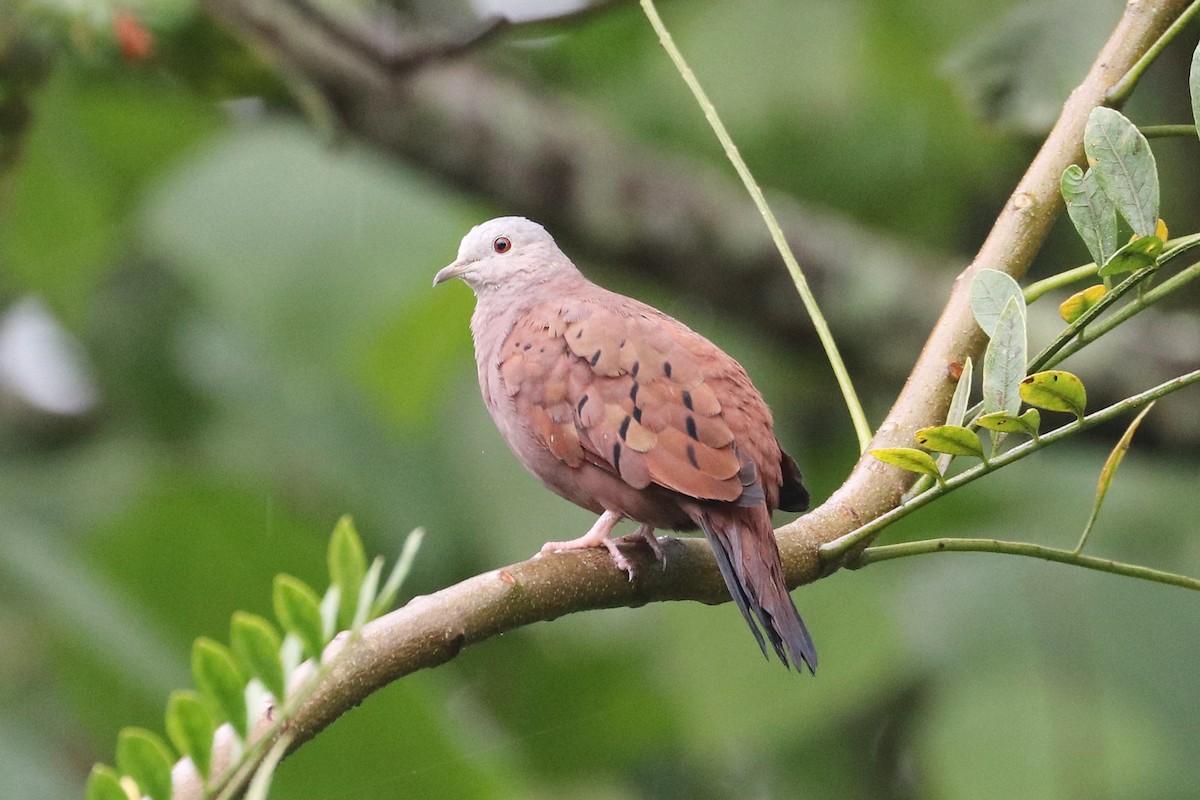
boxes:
[433,259,469,287]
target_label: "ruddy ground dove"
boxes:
[434,217,817,672]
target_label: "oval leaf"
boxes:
[982,296,1027,418]
[945,356,973,428]
[328,515,366,631]
[274,574,327,661]
[165,690,216,781]
[1019,370,1087,419]
[192,637,247,738]
[970,268,1025,337]
[976,408,1041,437]
[915,425,985,459]
[231,612,286,702]
[1192,40,1200,141]
[1098,232,1162,278]
[1061,165,1118,267]
[1058,284,1106,323]
[869,448,943,481]
[116,728,175,800]
[86,765,128,800]
[1085,107,1159,236]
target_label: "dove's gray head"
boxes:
[433,217,576,293]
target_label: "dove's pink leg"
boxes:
[540,510,634,577]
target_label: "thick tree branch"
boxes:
[177,2,1190,797]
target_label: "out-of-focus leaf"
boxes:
[915,425,986,460]
[245,733,293,800]
[230,612,286,702]
[945,357,973,428]
[982,297,1026,418]
[1085,107,1159,236]
[1061,165,1118,267]
[1098,233,1162,277]
[1059,284,1106,323]
[165,690,215,781]
[971,269,1025,337]
[1077,402,1155,552]
[0,69,219,322]
[353,556,385,631]
[85,765,127,800]
[328,515,366,631]
[977,409,1041,437]
[115,728,174,800]
[943,0,1120,132]
[1019,370,1087,419]
[1192,41,1200,140]
[192,638,246,738]
[273,575,327,661]
[869,448,943,482]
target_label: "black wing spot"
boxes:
[630,382,640,403]
[619,415,632,440]
[612,442,622,471]
[575,329,583,339]
[590,349,602,366]
[686,443,700,469]
[682,390,693,410]
[663,361,672,378]
[686,416,698,440]
[631,361,640,377]
[577,394,589,415]
[523,343,532,351]
[633,406,643,423]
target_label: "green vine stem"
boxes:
[1106,0,1200,104]
[1141,124,1199,138]
[639,0,874,452]
[1047,258,1200,368]
[1023,233,1200,303]
[819,368,1200,564]
[851,537,1200,590]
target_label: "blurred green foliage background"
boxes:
[1,0,1198,797]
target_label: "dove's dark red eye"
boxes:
[493,236,512,254]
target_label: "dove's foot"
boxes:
[539,510,635,579]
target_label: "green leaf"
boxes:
[328,515,367,631]
[1192,41,1200,141]
[1097,232,1162,277]
[192,637,248,738]
[1061,165,1118,267]
[273,574,327,661]
[1084,107,1159,236]
[1077,402,1155,552]
[165,690,216,782]
[976,408,1041,437]
[1019,370,1087,419]
[85,765,128,800]
[245,733,294,800]
[372,527,426,618]
[945,357,974,428]
[970,269,1025,337]
[353,556,385,631]
[915,425,986,460]
[1058,284,1106,323]
[231,611,287,702]
[982,296,1027,419]
[869,448,944,482]
[116,728,175,800]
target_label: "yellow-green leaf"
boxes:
[165,690,216,781]
[192,637,247,738]
[230,612,286,702]
[274,574,327,661]
[1076,402,1156,553]
[869,448,944,482]
[85,765,127,800]
[328,515,366,631]
[1019,370,1087,419]
[116,728,174,800]
[1098,232,1162,277]
[914,425,985,459]
[1058,284,1106,323]
[976,409,1041,437]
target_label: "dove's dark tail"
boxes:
[691,505,817,674]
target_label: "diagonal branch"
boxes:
[178,1,1191,797]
